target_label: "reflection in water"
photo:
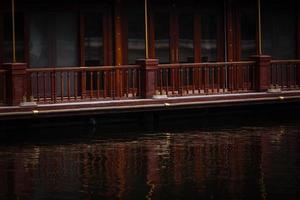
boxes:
[0,122,299,200]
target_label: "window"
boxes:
[155,12,170,63]
[240,8,256,60]
[84,13,104,66]
[201,15,218,62]
[29,13,78,67]
[262,6,296,59]
[126,4,145,64]
[179,14,194,63]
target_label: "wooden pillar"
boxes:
[0,11,3,66]
[296,10,300,86]
[2,63,27,105]
[114,0,123,66]
[251,55,271,91]
[226,0,234,62]
[136,59,158,98]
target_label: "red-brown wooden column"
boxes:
[297,10,300,86]
[251,55,271,91]
[114,0,123,66]
[136,59,158,98]
[226,0,234,62]
[0,12,3,66]
[114,0,124,98]
[3,63,27,105]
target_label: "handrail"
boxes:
[158,61,256,68]
[26,65,141,72]
[270,60,300,64]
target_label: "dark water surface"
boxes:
[0,116,300,199]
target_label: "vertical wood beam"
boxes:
[144,0,149,59]
[226,0,234,62]
[0,10,4,65]
[257,0,262,55]
[296,10,300,85]
[114,0,123,66]
[11,0,16,63]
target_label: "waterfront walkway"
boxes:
[1,90,300,120]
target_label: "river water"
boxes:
[0,115,299,199]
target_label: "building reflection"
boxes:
[0,126,299,199]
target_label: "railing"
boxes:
[270,60,300,90]
[156,61,256,96]
[27,65,141,103]
[0,69,6,105]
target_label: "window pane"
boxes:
[3,13,24,62]
[179,14,194,63]
[262,6,296,59]
[55,13,78,67]
[155,12,170,63]
[126,4,145,64]
[201,15,217,62]
[240,8,256,60]
[29,13,78,67]
[84,13,103,66]
[29,13,49,67]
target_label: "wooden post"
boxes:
[114,0,123,66]
[2,63,27,105]
[136,59,158,98]
[296,11,300,86]
[226,0,234,62]
[251,55,271,91]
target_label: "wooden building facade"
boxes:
[0,0,300,111]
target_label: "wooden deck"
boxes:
[1,90,300,120]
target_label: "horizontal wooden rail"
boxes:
[270,60,300,90]
[26,65,141,103]
[156,61,256,96]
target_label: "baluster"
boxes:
[160,68,163,95]
[67,72,71,100]
[104,71,107,98]
[36,72,40,102]
[126,70,129,97]
[43,72,46,102]
[74,72,78,100]
[60,72,64,101]
[217,66,220,93]
[172,68,175,95]
[132,69,136,97]
[90,71,93,99]
[97,71,100,99]
[287,64,291,89]
[198,67,201,93]
[111,69,115,99]
[192,67,195,94]
[212,67,215,93]
[51,70,56,103]
[138,69,141,97]
[81,68,86,100]
[242,65,245,91]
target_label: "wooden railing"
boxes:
[26,65,141,103]
[270,60,300,90]
[0,69,6,105]
[156,61,256,96]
